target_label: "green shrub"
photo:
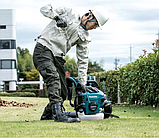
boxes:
[89,71,118,103]
[119,50,159,106]
[89,50,159,107]
[0,92,36,97]
[18,88,48,97]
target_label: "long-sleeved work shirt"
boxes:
[36,4,91,85]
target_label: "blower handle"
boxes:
[67,77,78,86]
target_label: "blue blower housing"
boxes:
[82,90,105,114]
[67,76,112,118]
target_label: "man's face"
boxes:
[81,13,99,30]
[86,21,99,30]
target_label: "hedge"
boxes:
[17,88,48,97]
[0,92,36,97]
[89,70,119,104]
[89,49,159,107]
[1,88,48,97]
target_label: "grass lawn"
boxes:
[0,96,159,138]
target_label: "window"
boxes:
[0,25,6,29]
[1,40,11,49]
[11,40,16,49]
[11,60,16,69]
[0,40,16,49]
[2,60,11,69]
[0,60,16,69]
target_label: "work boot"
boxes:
[52,102,80,123]
[40,107,54,120]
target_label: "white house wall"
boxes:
[0,9,16,39]
[0,10,16,25]
[0,26,16,39]
[0,49,17,59]
[0,69,17,81]
[0,9,17,91]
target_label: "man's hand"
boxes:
[82,85,99,93]
[75,83,99,93]
[54,16,67,28]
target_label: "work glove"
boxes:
[82,85,99,93]
[54,16,67,28]
[75,83,99,93]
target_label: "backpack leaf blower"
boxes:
[65,76,119,120]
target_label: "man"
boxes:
[33,4,109,123]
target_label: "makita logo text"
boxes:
[89,96,97,98]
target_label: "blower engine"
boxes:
[66,76,119,120]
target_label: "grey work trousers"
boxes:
[33,42,68,106]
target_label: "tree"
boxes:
[17,47,35,72]
[17,47,35,80]
[87,60,105,74]
[64,56,105,77]
[24,53,34,72]
[64,55,78,77]
[25,69,39,81]
[17,47,26,72]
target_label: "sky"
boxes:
[1,0,159,70]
